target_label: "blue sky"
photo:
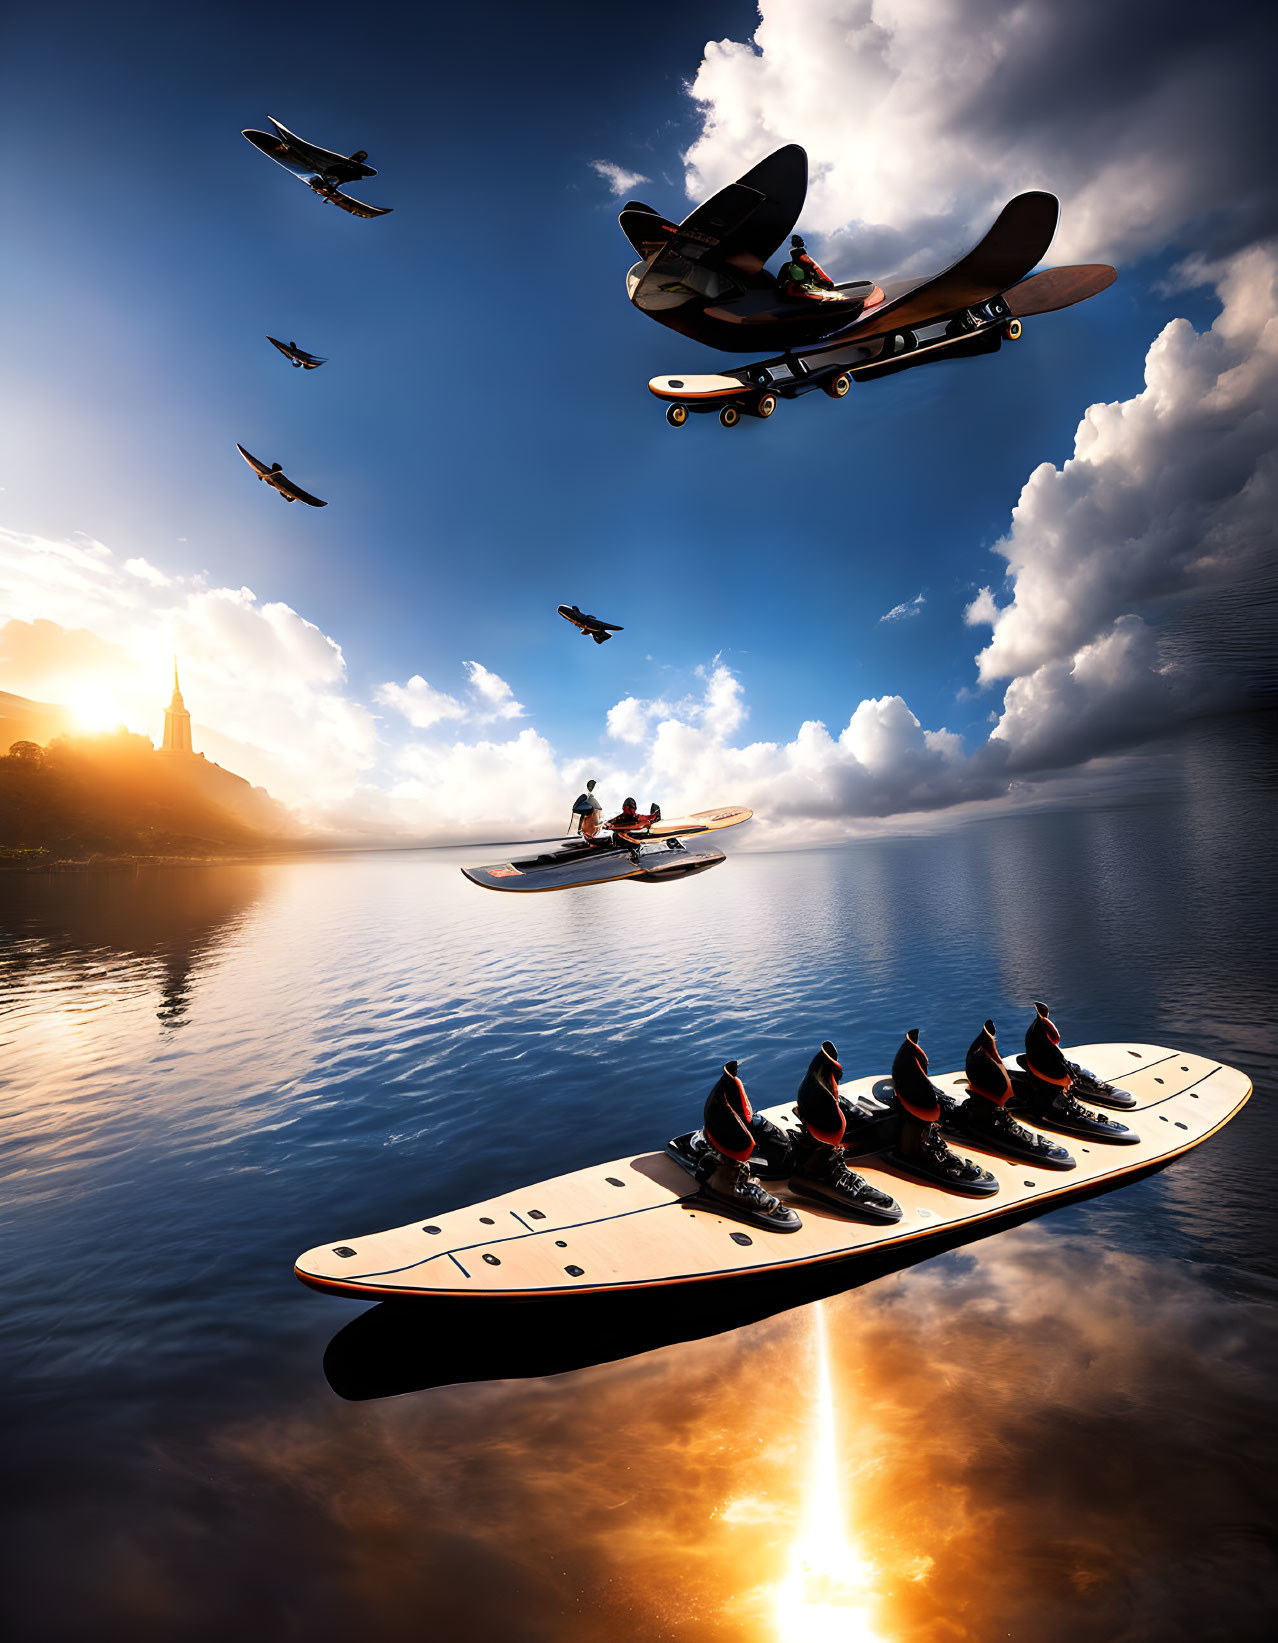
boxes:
[1,1,1273,838]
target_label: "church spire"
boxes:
[160,657,194,755]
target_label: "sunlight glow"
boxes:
[66,682,129,733]
[775,1303,886,1643]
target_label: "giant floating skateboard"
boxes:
[461,806,751,893]
[295,1042,1251,1303]
[622,146,1115,427]
[242,115,392,218]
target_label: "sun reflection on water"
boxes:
[775,1302,886,1643]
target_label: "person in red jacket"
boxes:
[778,234,835,299]
[604,797,661,843]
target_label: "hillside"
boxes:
[0,732,305,861]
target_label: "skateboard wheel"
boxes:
[719,405,740,428]
[754,393,777,418]
[824,373,851,399]
[666,403,688,427]
[1007,318,1022,340]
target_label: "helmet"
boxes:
[791,234,805,249]
[586,779,596,790]
[622,797,637,809]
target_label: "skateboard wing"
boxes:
[619,203,680,259]
[1003,263,1116,318]
[845,192,1060,339]
[675,144,807,271]
[271,473,327,508]
[307,177,393,218]
[235,442,271,479]
[266,116,376,179]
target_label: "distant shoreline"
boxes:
[0,845,323,873]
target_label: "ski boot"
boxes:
[1014,1054,1137,1111]
[666,1109,794,1182]
[949,1017,1074,1168]
[789,1133,902,1223]
[1063,1058,1137,1110]
[696,1158,802,1232]
[1010,1071,1140,1144]
[1018,1003,1139,1141]
[891,1112,1000,1195]
[949,1095,1075,1169]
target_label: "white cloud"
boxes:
[591,159,650,198]
[124,557,171,587]
[966,241,1278,694]
[681,1,1278,270]
[464,660,525,721]
[963,587,999,628]
[607,696,651,745]
[0,529,377,809]
[879,593,926,623]
[376,660,526,732]
[3,242,1273,842]
[374,674,466,731]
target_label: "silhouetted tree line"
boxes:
[0,732,292,857]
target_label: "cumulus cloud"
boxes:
[374,674,467,731]
[591,159,650,198]
[123,557,171,587]
[961,240,1278,755]
[0,528,377,809]
[607,663,747,749]
[375,660,526,734]
[464,660,525,721]
[682,0,1278,270]
[879,593,926,624]
[4,235,1274,844]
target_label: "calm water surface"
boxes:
[2,717,1276,1642]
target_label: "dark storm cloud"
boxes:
[684,0,1278,270]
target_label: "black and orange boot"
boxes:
[950,1019,1075,1169]
[888,1029,999,1195]
[698,1157,802,1232]
[1015,1003,1139,1143]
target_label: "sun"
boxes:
[65,682,130,734]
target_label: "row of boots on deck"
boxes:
[676,1004,1138,1234]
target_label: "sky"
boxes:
[1,0,1275,842]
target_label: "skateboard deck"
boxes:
[842,190,1060,341]
[295,1041,1251,1302]
[1004,263,1117,317]
[461,840,727,893]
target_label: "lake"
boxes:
[3,714,1276,1642]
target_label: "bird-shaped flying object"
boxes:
[621,144,1115,427]
[242,115,392,218]
[266,336,326,370]
[558,604,624,644]
[236,444,327,507]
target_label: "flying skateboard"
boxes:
[461,807,752,893]
[295,1040,1251,1304]
[242,115,392,217]
[621,146,1114,427]
[558,603,624,644]
[266,336,326,369]
[235,443,327,507]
